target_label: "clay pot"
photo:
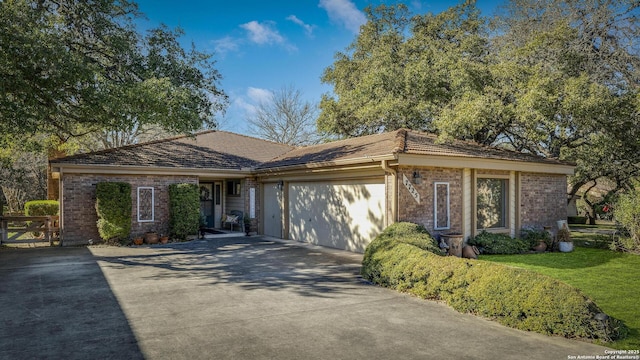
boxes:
[462,245,480,259]
[159,236,169,244]
[144,232,159,244]
[133,237,143,246]
[532,239,547,252]
[441,233,464,257]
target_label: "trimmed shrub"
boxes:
[469,231,529,254]
[96,182,132,243]
[361,231,626,342]
[24,200,59,216]
[24,200,59,237]
[169,183,199,240]
[520,227,552,249]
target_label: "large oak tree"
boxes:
[0,0,228,142]
[319,0,640,221]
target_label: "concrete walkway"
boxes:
[0,236,610,359]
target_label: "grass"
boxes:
[481,247,640,349]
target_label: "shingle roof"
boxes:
[51,130,294,170]
[52,128,569,171]
[257,129,567,169]
[402,130,568,165]
[256,131,401,169]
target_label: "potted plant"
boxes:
[132,236,143,246]
[144,231,159,244]
[159,234,169,244]
[521,227,551,252]
[243,215,251,236]
[557,225,573,252]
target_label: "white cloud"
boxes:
[247,87,273,104]
[213,36,240,56]
[286,15,315,36]
[318,0,367,34]
[240,20,297,52]
[240,20,285,45]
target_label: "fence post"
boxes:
[45,216,52,246]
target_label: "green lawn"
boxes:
[481,248,640,349]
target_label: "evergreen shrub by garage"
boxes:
[361,222,625,341]
[95,182,132,243]
[168,183,199,240]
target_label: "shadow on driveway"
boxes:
[0,247,144,359]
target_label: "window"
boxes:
[226,180,241,196]
[434,182,450,230]
[476,178,507,229]
[137,187,154,222]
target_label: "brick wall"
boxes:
[397,166,463,236]
[61,174,197,245]
[520,172,568,229]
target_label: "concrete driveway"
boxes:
[1,236,609,359]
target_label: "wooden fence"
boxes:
[0,216,60,246]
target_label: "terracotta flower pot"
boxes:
[462,245,480,259]
[133,237,143,246]
[533,239,547,252]
[160,236,169,244]
[144,232,159,244]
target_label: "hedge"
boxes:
[169,183,199,240]
[95,182,132,243]
[24,200,59,216]
[468,231,530,254]
[362,222,625,341]
[24,200,59,237]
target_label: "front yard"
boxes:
[482,247,640,349]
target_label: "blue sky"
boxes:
[135,0,500,135]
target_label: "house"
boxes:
[49,129,574,252]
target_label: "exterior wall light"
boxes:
[412,171,422,185]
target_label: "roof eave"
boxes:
[254,154,398,175]
[397,153,575,175]
[50,163,253,178]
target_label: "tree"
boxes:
[318,3,489,137]
[247,85,319,146]
[0,0,228,142]
[484,0,640,216]
[319,0,640,217]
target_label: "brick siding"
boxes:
[520,172,568,229]
[61,174,197,245]
[397,166,463,236]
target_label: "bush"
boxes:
[468,231,529,254]
[24,200,59,237]
[361,231,626,341]
[520,227,552,249]
[24,200,59,216]
[613,181,640,253]
[96,182,132,243]
[169,183,199,240]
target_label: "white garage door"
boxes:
[289,179,385,253]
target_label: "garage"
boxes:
[288,179,386,253]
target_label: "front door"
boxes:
[199,183,214,227]
[200,182,223,228]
